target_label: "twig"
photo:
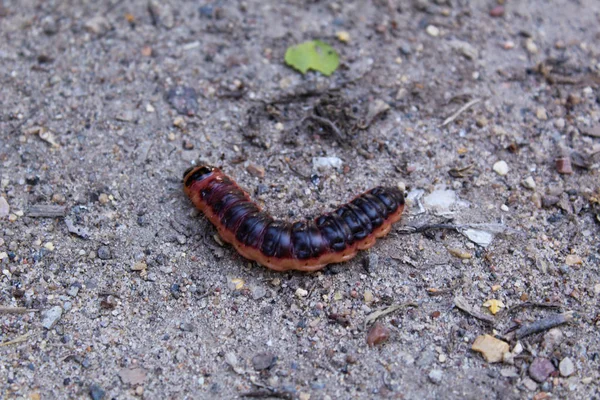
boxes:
[364,302,418,329]
[439,98,482,127]
[454,296,495,325]
[0,332,33,347]
[514,312,574,339]
[241,390,291,399]
[499,301,562,319]
[0,306,38,314]
[426,278,463,296]
[27,205,67,218]
[304,114,346,144]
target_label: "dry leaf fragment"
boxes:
[483,299,505,315]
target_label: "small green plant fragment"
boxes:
[284,40,340,76]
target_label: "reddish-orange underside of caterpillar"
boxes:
[183,166,404,272]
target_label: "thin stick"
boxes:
[0,332,32,347]
[454,296,495,325]
[515,312,573,339]
[305,114,346,143]
[0,306,38,314]
[440,98,482,127]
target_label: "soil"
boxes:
[1,1,600,399]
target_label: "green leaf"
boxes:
[284,40,340,76]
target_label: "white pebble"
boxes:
[0,197,9,217]
[295,288,308,298]
[426,25,440,37]
[522,176,536,190]
[493,160,509,176]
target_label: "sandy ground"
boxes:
[1,0,600,399]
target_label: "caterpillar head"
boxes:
[183,165,216,187]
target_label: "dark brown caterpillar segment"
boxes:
[183,165,405,272]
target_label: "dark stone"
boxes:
[97,246,111,260]
[529,357,555,383]
[89,384,105,400]
[251,352,277,370]
[166,86,198,116]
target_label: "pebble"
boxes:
[529,358,555,383]
[119,368,147,385]
[366,322,390,346]
[536,107,548,120]
[41,306,63,329]
[252,352,277,370]
[565,255,582,266]
[44,242,55,251]
[522,377,538,391]
[449,40,479,60]
[522,176,536,190]
[363,290,374,304]
[556,157,573,175]
[426,25,440,37]
[476,116,488,127]
[525,39,539,54]
[312,157,342,171]
[131,262,147,271]
[166,86,199,116]
[295,288,308,298]
[423,189,457,212]
[89,384,105,400]
[489,6,504,17]
[246,164,265,178]
[97,246,111,260]
[0,196,10,217]
[542,195,560,208]
[336,31,350,43]
[428,369,443,384]
[554,118,565,130]
[148,0,174,29]
[559,357,575,377]
[84,16,110,34]
[493,160,509,176]
[471,334,509,363]
[98,193,109,204]
[251,285,266,300]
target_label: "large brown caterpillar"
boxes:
[183,165,405,272]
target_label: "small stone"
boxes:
[536,107,548,120]
[246,164,265,178]
[472,334,509,363]
[363,290,374,304]
[148,0,174,29]
[522,176,536,190]
[116,110,134,122]
[131,262,147,271]
[167,132,176,141]
[119,368,147,385]
[565,255,582,266]
[41,306,63,329]
[426,25,440,37]
[493,160,509,176]
[51,193,66,204]
[182,140,194,150]
[250,285,266,300]
[476,117,488,127]
[556,157,573,175]
[252,352,277,371]
[522,377,538,391]
[145,103,155,113]
[489,5,505,17]
[525,39,538,54]
[97,246,111,260]
[274,122,284,131]
[336,31,350,43]
[554,118,565,130]
[594,284,600,295]
[89,384,105,400]
[98,193,109,204]
[529,358,555,383]
[167,86,198,116]
[84,16,110,34]
[559,357,575,377]
[299,393,310,400]
[423,190,457,212]
[366,322,390,346]
[428,369,443,384]
[0,197,9,217]
[449,40,479,60]
[531,192,542,209]
[312,157,343,171]
[542,195,560,208]
[295,288,308,298]
[500,204,509,212]
[500,367,519,378]
[44,242,55,251]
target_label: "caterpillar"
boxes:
[183,165,405,272]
